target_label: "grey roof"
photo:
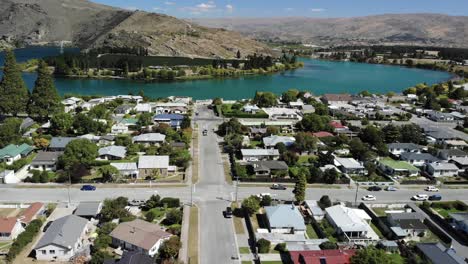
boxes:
[427,162,459,171]
[100,135,115,141]
[49,137,76,149]
[388,143,422,150]
[262,135,295,147]
[265,205,306,230]
[395,219,427,230]
[390,226,408,237]
[138,155,169,169]
[133,133,166,143]
[378,240,398,248]
[449,212,468,222]
[388,212,424,221]
[438,149,468,157]
[241,149,279,157]
[400,153,439,162]
[35,215,88,249]
[20,117,36,130]
[99,146,127,159]
[416,243,465,264]
[249,127,267,134]
[31,151,62,165]
[334,157,365,169]
[251,160,289,171]
[111,162,138,171]
[426,130,456,140]
[74,202,102,217]
[104,251,154,264]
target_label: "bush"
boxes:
[242,196,260,216]
[320,241,338,250]
[257,238,271,253]
[159,197,180,208]
[7,219,43,262]
[164,208,183,225]
[275,243,287,252]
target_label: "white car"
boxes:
[412,194,429,201]
[362,195,376,201]
[425,186,439,192]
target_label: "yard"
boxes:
[239,247,250,254]
[220,104,268,119]
[306,224,319,239]
[430,201,468,218]
[371,207,389,217]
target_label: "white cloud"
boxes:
[285,7,294,12]
[310,8,325,12]
[196,2,216,10]
[125,6,138,11]
[164,1,176,5]
[226,4,233,13]
[183,1,217,15]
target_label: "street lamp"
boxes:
[354,182,359,206]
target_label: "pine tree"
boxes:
[0,50,29,116]
[28,61,62,121]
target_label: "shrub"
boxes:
[257,238,271,253]
[159,197,180,208]
[320,241,338,250]
[164,208,183,225]
[275,243,287,252]
[7,219,43,262]
[242,196,260,216]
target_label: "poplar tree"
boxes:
[0,50,29,116]
[28,61,62,120]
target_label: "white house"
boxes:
[110,219,172,257]
[262,107,302,121]
[241,149,280,162]
[264,205,306,234]
[111,123,129,134]
[243,104,260,114]
[263,135,296,148]
[426,162,459,177]
[334,157,366,175]
[133,133,166,146]
[134,103,153,113]
[387,143,423,156]
[0,218,24,241]
[34,215,89,262]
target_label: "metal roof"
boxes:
[138,156,169,169]
[74,202,102,217]
[35,215,88,249]
[265,205,306,230]
[99,146,127,159]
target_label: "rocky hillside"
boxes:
[0,0,270,58]
[195,14,468,48]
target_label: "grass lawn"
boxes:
[154,174,183,183]
[239,247,250,254]
[433,208,464,218]
[144,208,167,222]
[370,222,384,238]
[297,155,314,164]
[0,241,12,251]
[371,207,388,217]
[223,155,233,185]
[242,262,252,264]
[188,206,199,264]
[231,202,245,234]
[306,224,319,239]
[261,261,283,264]
[250,140,262,148]
[388,253,405,264]
[420,230,441,243]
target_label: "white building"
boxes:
[426,162,459,177]
[334,157,366,175]
[241,149,280,162]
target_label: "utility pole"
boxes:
[354,183,359,206]
[67,173,71,207]
[235,176,239,203]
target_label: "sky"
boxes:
[92,0,468,18]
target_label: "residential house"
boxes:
[114,105,133,115]
[98,146,127,160]
[262,108,302,121]
[426,162,459,177]
[18,202,45,225]
[61,97,82,112]
[325,205,379,243]
[289,100,304,109]
[443,140,468,150]
[99,135,116,146]
[426,130,458,144]
[388,143,423,156]
[249,127,267,139]
[110,219,172,257]
[111,123,130,134]
[378,158,419,176]
[104,250,154,264]
[321,94,352,105]
[74,202,103,220]
[132,133,166,146]
[400,153,439,167]
[450,157,468,173]
[0,218,24,241]
[264,205,306,234]
[263,135,296,148]
[242,104,260,114]
[249,160,289,177]
[134,103,152,113]
[111,163,139,178]
[241,149,280,162]
[138,156,170,178]
[303,200,325,221]
[416,243,465,264]
[0,144,34,165]
[334,157,366,175]
[153,114,185,129]
[427,111,455,122]
[154,102,188,115]
[79,134,100,143]
[30,151,62,171]
[301,104,315,114]
[387,212,427,237]
[20,117,36,131]
[0,170,17,184]
[312,131,334,138]
[448,212,468,234]
[49,137,75,151]
[438,149,468,161]
[34,215,89,261]
[240,120,296,134]
[289,249,356,264]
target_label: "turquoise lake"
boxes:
[1,46,453,99]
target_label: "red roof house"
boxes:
[329,121,347,129]
[0,217,24,240]
[289,249,356,264]
[18,202,44,224]
[313,131,334,138]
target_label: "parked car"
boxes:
[412,194,429,201]
[80,185,96,191]
[202,129,208,136]
[223,207,233,218]
[43,221,53,232]
[385,186,397,191]
[271,184,287,190]
[256,193,271,198]
[425,186,439,192]
[368,186,382,191]
[429,194,442,201]
[128,199,145,206]
[362,195,377,201]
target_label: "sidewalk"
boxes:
[178,205,191,263]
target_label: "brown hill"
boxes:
[0,0,270,58]
[194,14,468,48]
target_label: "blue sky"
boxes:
[92,0,468,18]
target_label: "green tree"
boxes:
[319,195,332,209]
[181,115,191,129]
[0,117,22,147]
[98,165,119,182]
[0,50,29,116]
[281,89,299,103]
[256,238,271,253]
[400,124,424,144]
[296,114,331,132]
[241,196,260,216]
[323,168,339,184]
[382,124,401,143]
[351,247,400,264]
[27,61,62,121]
[158,236,181,260]
[146,210,156,222]
[50,112,73,136]
[320,241,338,250]
[164,208,183,225]
[359,125,384,147]
[281,151,299,166]
[253,91,277,107]
[100,197,133,222]
[60,139,98,171]
[294,171,307,202]
[218,118,247,136]
[293,132,317,153]
[72,113,106,135]
[137,112,154,127]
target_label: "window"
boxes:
[49,250,55,254]
[40,250,46,255]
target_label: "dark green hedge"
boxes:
[7,219,43,262]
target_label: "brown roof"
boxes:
[18,202,44,224]
[0,217,18,233]
[110,219,171,251]
[322,94,352,102]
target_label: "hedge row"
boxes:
[7,219,43,262]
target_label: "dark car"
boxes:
[428,194,442,201]
[271,184,287,190]
[224,207,233,218]
[43,221,53,232]
[80,185,96,191]
[368,186,382,191]
[202,129,208,136]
